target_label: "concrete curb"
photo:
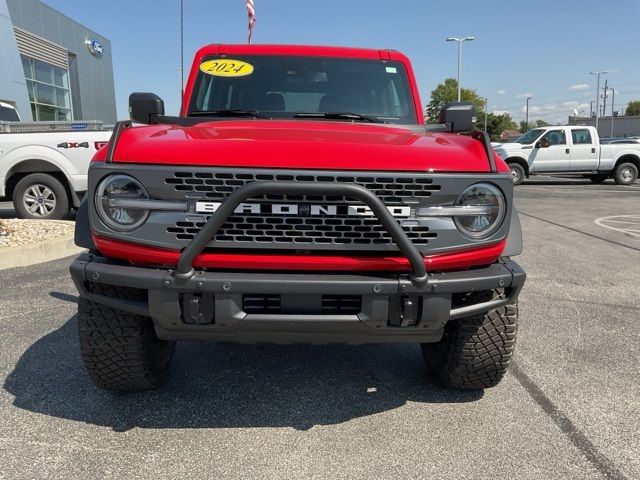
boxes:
[0,221,86,270]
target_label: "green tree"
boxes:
[519,120,534,133]
[425,78,486,123]
[484,113,517,142]
[626,101,640,116]
[535,119,549,128]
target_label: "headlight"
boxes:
[95,174,149,231]
[453,183,506,239]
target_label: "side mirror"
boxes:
[536,138,550,148]
[129,92,164,124]
[438,102,476,133]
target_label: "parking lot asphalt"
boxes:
[0,176,639,479]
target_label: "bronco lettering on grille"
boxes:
[195,201,411,218]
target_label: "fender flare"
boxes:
[503,207,523,257]
[74,196,96,250]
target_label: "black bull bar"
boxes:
[173,181,429,284]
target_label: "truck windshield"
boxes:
[0,104,20,122]
[514,129,544,144]
[188,55,418,124]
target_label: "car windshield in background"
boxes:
[0,105,20,122]
[189,55,417,124]
[514,129,544,144]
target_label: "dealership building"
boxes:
[0,0,116,123]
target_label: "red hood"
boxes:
[106,120,497,173]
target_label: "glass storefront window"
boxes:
[36,84,55,106]
[55,87,70,108]
[56,108,71,121]
[34,60,54,84]
[53,67,68,88]
[37,104,56,121]
[21,55,32,79]
[21,55,73,121]
[26,80,36,102]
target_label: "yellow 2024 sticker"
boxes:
[200,59,254,77]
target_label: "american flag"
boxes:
[247,0,256,44]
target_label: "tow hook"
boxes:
[181,293,215,325]
[389,296,421,327]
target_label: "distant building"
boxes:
[0,0,116,123]
[568,115,640,138]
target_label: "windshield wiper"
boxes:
[190,109,270,119]
[294,112,385,123]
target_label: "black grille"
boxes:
[164,171,440,204]
[168,216,436,246]
[164,170,439,249]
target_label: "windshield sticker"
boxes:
[386,66,397,74]
[200,59,254,77]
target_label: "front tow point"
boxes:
[389,295,421,327]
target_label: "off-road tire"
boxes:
[585,173,608,184]
[613,162,638,185]
[13,173,70,220]
[508,163,526,186]
[421,297,518,389]
[77,284,175,391]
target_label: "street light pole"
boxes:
[525,97,532,130]
[589,71,609,132]
[446,36,475,102]
[610,87,616,138]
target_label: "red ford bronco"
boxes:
[70,44,525,392]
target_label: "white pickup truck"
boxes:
[0,120,112,219]
[493,125,640,185]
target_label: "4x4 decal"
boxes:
[57,142,89,149]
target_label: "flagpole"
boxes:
[247,0,255,44]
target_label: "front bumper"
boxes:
[70,253,525,344]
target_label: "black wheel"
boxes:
[13,173,70,220]
[421,294,518,390]
[77,284,175,391]
[585,174,608,184]
[508,163,526,186]
[613,162,638,185]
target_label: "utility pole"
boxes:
[589,101,594,117]
[525,97,532,130]
[446,36,475,102]
[589,71,609,131]
[610,88,616,138]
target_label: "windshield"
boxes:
[514,129,545,144]
[188,55,417,124]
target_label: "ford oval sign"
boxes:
[86,39,104,56]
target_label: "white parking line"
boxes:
[602,220,640,225]
[594,215,640,238]
[526,189,640,194]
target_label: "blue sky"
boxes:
[44,0,640,123]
